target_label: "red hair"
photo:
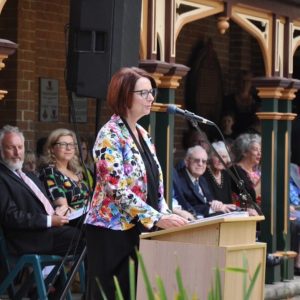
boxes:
[107,67,156,117]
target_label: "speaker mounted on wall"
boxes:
[66,0,142,99]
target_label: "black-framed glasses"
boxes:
[54,142,77,149]
[131,88,158,100]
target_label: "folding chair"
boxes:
[0,228,73,300]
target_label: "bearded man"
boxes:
[0,125,83,256]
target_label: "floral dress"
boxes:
[40,166,90,210]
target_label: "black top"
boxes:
[122,119,159,210]
[230,164,257,205]
[138,130,159,210]
[203,168,232,204]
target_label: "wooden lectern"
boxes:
[137,215,266,299]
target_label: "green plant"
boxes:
[208,256,261,300]
[98,251,261,300]
[208,268,222,300]
[112,251,191,300]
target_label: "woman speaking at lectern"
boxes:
[85,67,187,299]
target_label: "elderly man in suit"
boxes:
[174,145,235,218]
[0,125,83,256]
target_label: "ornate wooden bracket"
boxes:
[0,39,17,100]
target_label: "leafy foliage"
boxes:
[97,251,261,300]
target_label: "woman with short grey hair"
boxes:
[204,141,232,204]
[231,133,261,164]
[230,133,262,206]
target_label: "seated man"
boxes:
[174,145,235,218]
[289,163,300,274]
[0,125,84,256]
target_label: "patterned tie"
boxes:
[17,169,54,215]
[194,179,206,203]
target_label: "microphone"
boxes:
[166,104,215,126]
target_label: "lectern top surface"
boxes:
[140,214,264,239]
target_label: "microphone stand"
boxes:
[188,118,263,216]
[59,246,87,300]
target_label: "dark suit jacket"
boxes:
[0,162,57,254]
[173,168,214,217]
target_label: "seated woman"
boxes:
[40,128,90,225]
[203,141,232,204]
[23,150,39,176]
[230,133,261,210]
[80,136,94,190]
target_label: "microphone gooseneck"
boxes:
[166,104,215,126]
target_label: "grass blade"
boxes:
[156,276,167,300]
[136,251,155,300]
[208,267,222,300]
[113,276,124,300]
[129,258,136,300]
[214,267,222,300]
[176,266,188,299]
[242,256,248,298]
[225,267,247,273]
[244,263,261,300]
[95,277,108,300]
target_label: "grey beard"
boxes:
[1,157,23,171]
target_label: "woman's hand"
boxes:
[156,214,188,229]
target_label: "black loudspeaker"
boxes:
[66,0,142,99]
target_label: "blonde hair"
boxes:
[42,128,82,174]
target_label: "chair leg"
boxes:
[79,261,85,293]
[58,268,72,300]
[0,264,39,300]
[0,262,24,295]
[14,271,36,300]
[31,261,49,300]
[0,279,16,299]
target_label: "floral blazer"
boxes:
[85,114,170,230]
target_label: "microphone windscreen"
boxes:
[166,104,177,114]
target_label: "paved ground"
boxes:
[72,277,300,300]
[71,279,300,300]
[4,278,300,299]
[265,275,300,300]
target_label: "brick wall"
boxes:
[0,0,98,152]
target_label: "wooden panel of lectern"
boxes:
[137,214,266,299]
